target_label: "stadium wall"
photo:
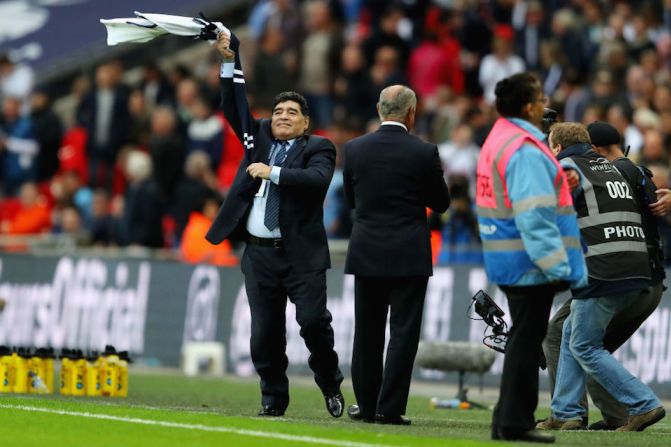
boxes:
[1,253,669,398]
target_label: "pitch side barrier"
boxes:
[1,253,669,398]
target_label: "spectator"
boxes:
[175,78,201,131]
[180,196,237,266]
[581,0,607,65]
[202,60,224,112]
[407,27,456,99]
[251,27,296,113]
[76,62,130,189]
[362,6,409,69]
[118,150,164,248]
[88,188,116,246]
[186,96,224,169]
[435,177,482,265]
[139,62,175,109]
[539,40,566,98]
[514,1,551,72]
[625,65,650,109]
[607,103,644,158]
[127,88,151,148]
[627,14,656,62]
[323,119,356,239]
[369,46,406,99]
[168,64,191,91]
[299,0,343,129]
[31,90,63,183]
[332,44,375,125]
[558,70,590,122]
[0,96,39,196]
[0,53,34,112]
[640,128,667,165]
[51,205,90,247]
[0,182,50,235]
[598,40,630,88]
[550,8,590,77]
[249,0,304,55]
[148,106,184,201]
[50,170,93,223]
[479,24,525,104]
[171,150,220,242]
[455,3,492,97]
[437,124,479,195]
[586,70,624,113]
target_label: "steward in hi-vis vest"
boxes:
[556,142,650,297]
[477,72,588,444]
[475,117,587,287]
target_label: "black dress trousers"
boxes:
[350,275,428,419]
[492,283,555,436]
[242,243,343,410]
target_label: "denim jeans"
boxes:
[551,292,661,421]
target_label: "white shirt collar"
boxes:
[277,137,297,148]
[380,121,408,131]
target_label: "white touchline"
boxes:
[0,404,394,447]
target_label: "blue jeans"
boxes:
[551,292,661,420]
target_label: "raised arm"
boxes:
[215,32,258,146]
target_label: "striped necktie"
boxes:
[264,141,288,231]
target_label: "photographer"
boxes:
[541,122,666,430]
[476,73,587,444]
[538,122,664,433]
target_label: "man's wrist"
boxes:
[220,62,235,78]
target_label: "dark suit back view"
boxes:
[344,115,450,423]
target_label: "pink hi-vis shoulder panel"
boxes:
[476,118,573,210]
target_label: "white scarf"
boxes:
[100,11,228,46]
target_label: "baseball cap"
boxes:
[493,24,515,41]
[587,121,621,147]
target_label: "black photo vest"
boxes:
[562,148,650,282]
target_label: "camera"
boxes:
[471,290,508,353]
[541,108,558,134]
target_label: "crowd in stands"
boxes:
[2,0,671,266]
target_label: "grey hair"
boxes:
[125,150,152,182]
[378,85,417,120]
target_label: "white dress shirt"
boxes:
[380,121,408,131]
[246,138,296,238]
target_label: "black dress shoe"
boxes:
[258,405,285,417]
[375,414,411,426]
[499,429,554,443]
[325,393,345,418]
[347,405,374,423]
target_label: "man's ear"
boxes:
[303,116,310,132]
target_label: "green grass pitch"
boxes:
[0,372,669,446]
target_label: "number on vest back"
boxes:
[605,181,632,200]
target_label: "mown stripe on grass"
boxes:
[0,404,391,447]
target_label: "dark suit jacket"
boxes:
[76,86,130,162]
[205,78,335,273]
[343,124,450,277]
